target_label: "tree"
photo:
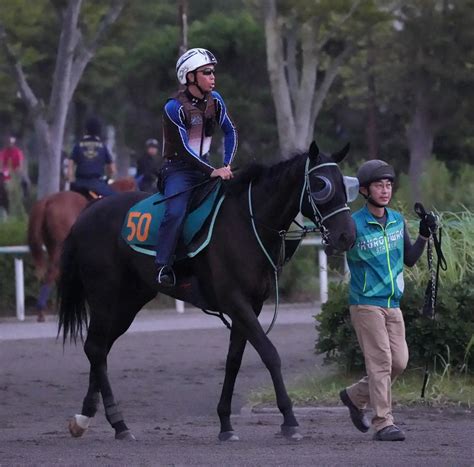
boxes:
[367,1,474,202]
[262,0,365,158]
[0,0,125,198]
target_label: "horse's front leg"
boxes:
[232,309,302,441]
[217,327,247,441]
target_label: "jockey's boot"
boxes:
[156,264,176,287]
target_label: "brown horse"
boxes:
[27,178,136,321]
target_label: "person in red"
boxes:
[1,135,24,180]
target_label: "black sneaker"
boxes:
[373,425,406,441]
[339,389,370,433]
[156,265,176,287]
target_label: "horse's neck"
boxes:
[251,155,306,234]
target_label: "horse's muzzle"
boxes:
[325,227,356,256]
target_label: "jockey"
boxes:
[67,117,116,198]
[155,48,238,286]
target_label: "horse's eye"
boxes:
[311,177,326,192]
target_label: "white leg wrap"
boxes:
[74,414,91,429]
[69,414,91,437]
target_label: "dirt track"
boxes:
[0,307,472,466]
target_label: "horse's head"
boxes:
[300,141,356,253]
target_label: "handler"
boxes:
[339,159,436,441]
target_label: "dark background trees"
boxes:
[0,0,472,204]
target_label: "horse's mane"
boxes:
[225,153,307,195]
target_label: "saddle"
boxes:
[121,179,224,260]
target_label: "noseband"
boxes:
[300,159,350,245]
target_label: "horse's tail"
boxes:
[57,231,88,344]
[27,198,47,278]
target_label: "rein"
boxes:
[248,158,350,334]
[414,202,447,398]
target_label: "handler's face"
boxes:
[369,179,393,206]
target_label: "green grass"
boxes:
[249,370,474,408]
[404,208,474,286]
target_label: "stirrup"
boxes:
[157,265,176,287]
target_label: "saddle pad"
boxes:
[121,183,224,258]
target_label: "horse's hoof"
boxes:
[69,418,86,438]
[218,431,239,442]
[115,430,136,441]
[281,425,303,441]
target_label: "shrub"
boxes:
[0,218,27,245]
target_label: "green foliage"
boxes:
[4,175,27,219]
[0,217,27,245]
[395,159,474,212]
[279,245,318,302]
[404,209,474,285]
[250,370,474,407]
[315,281,363,371]
[315,209,474,374]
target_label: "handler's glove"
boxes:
[419,212,437,238]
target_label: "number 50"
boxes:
[126,212,152,242]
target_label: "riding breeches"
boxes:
[154,159,207,266]
[71,178,115,197]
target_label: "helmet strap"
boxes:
[185,71,208,98]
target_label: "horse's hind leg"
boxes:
[79,318,136,441]
[217,327,247,441]
[71,286,154,440]
[69,371,100,437]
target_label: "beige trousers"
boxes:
[346,305,409,431]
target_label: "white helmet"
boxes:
[176,48,217,85]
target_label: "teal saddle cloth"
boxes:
[121,182,224,258]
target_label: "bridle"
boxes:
[246,155,351,334]
[300,158,350,245]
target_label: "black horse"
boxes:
[58,142,356,441]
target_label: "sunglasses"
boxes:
[199,68,216,76]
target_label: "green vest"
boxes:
[347,205,405,308]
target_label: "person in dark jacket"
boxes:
[67,117,116,197]
[136,138,160,193]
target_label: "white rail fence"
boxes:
[0,239,345,321]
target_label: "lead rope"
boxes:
[420,227,446,398]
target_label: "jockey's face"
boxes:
[188,65,216,93]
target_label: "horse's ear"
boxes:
[331,143,350,163]
[308,141,320,162]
